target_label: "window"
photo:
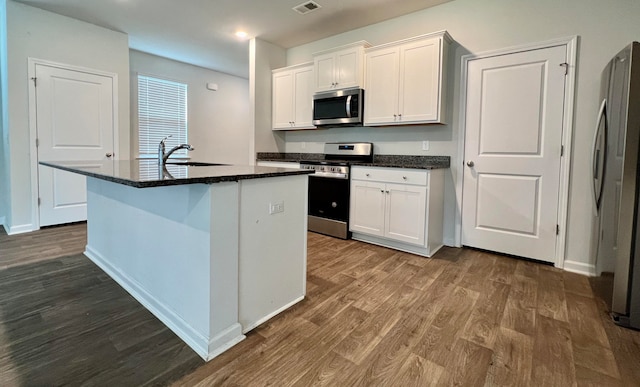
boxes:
[137,74,188,157]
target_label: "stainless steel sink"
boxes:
[165,161,227,166]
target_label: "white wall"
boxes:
[5,1,130,233]
[0,0,8,230]
[129,50,250,165]
[250,38,286,159]
[269,0,640,271]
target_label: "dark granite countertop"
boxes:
[40,160,313,188]
[256,153,450,170]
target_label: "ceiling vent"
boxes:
[293,1,322,15]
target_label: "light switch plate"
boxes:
[422,141,430,151]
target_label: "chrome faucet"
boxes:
[158,135,195,165]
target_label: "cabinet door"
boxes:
[335,49,360,89]
[293,66,314,128]
[272,71,294,129]
[314,53,336,92]
[385,183,426,245]
[350,180,386,236]
[364,47,400,125]
[398,37,441,123]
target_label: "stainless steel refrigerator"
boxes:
[592,42,640,329]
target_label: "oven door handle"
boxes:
[345,95,352,118]
[309,173,349,179]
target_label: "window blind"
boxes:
[137,75,188,157]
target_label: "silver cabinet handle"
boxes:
[402,176,407,180]
[106,153,113,158]
[466,161,474,167]
[385,190,389,194]
[366,173,370,177]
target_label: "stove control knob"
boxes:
[331,202,337,208]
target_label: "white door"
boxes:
[462,45,566,263]
[385,183,426,246]
[272,70,294,129]
[364,47,399,125]
[293,66,313,128]
[398,37,439,123]
[314,53,335,92]
[349,180,386,236]
[35,63,115,227]
[335,49,358,89]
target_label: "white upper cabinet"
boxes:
[364,31,452,126]
[272,63,314,130]
[313,41,370,92]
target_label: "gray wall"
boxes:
[0,0,8,229]
[261,0,640,272]
[129,50,250,165]
[250,38,286,159]
[3,0,130,233]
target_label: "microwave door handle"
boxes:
[345,95,352,118]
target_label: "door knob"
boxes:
[106,153,113,158]
[466,160,474,167]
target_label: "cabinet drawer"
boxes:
[351,167,428,186]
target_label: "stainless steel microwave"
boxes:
[312,88,364,127]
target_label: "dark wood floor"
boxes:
[1,223,639,386]
[0,222,87,269]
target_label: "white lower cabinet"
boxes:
[350,166,444,257]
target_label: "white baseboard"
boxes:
[241,295,305,334]
[351,232,440,257]
[85,246,245,361]
[563,259,596,277]
[206,324,246,361]
[8,223,34,235]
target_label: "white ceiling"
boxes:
[14,0,451,78]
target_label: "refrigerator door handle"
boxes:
[591,98,607,214]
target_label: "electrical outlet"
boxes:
[422,141,430,151]
[269,201,284,214]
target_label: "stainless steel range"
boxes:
[300,142,373,239]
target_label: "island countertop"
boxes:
[256,153,451,170]
[40,160,314,188]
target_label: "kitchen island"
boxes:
[40,160,313,361]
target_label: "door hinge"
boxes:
[38,197,41,206]
[560,62,569,75]
[556,224,560,235]
[35,138,39,147]
[561,145,564,156]
[31,77,37,87]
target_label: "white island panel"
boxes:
[84,177,244,360]
[238,175,308,332]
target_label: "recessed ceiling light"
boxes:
[235,31,248,39]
